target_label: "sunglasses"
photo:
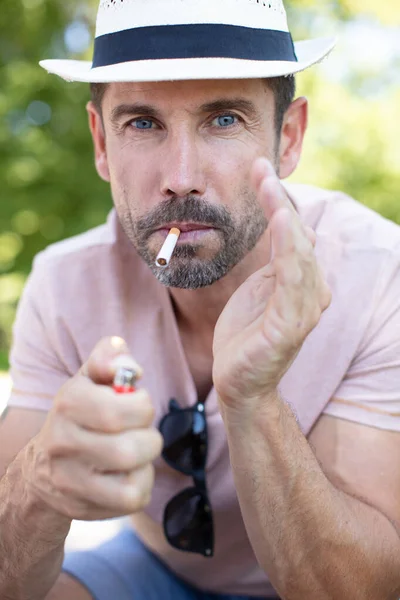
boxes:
[159,399,214,557]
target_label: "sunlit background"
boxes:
[1,1,399,389]
[1,0,399,381]
[0,0,399,553]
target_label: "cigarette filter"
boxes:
[113,366,138,394]
[156,227,181,268]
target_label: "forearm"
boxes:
[0,445,72,600]
[220,393,400,600]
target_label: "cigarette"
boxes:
[156,227,181,268]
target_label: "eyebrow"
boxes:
[198,98,258,119]
[110,97,259,125]
[110,103,159,125]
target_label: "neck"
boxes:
[169,228,271,337]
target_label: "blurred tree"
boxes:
[0,0,399,370]
[0,0,109,368]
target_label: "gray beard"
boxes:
[118,193,268,289]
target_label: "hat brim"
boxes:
[39,36,336,83]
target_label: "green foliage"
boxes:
[1,0,111,362]
[0,0,399,368]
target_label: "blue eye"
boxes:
[214,114,237,127]
[133,119,154,129]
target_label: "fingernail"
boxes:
[110,336,127,349]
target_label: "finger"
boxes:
[252,158,317,252]
[57,380,155,432]
[271,207,312,262]
[252,158,316,238]
[251,156,275,194]
[252,157,295,208]
[50,459,155,519]
[259,171,298,224]
[269,210,322,332]
[74,427,164,472]
[271,209,305,298]
[79,336,143,385]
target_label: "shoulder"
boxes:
[25,210,149,317]
[285,183,400,255]
[31,209,145,282]
[281,185,400,433]
[17,210,160,374]
[34,209,120,271]
[285,184,400,339]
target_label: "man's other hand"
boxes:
[213,158,331,410]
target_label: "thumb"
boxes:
[79,336,143,385]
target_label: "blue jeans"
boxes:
[63,528,278,600]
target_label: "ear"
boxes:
[278,96,308,180]
[87,101,110,183]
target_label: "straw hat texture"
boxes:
[40,0,336,83]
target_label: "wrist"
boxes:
[6,444,72,542]
[218,387,283,430]
[0,448,71,600]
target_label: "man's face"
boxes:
[97,79,279,289]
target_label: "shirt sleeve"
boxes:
[7,254,74,412]
[323,251,400,432]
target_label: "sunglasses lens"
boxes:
[164,488,214,557]
[161,409,207,473]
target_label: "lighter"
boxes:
[113,366,138,394]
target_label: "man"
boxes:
[1,0,400,599]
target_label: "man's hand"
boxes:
[213,158,332,408]
[21,336,163,521]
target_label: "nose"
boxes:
[159,129,207,198]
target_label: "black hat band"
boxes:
[92,23,298,68]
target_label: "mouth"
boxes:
[156,223,215,233]
[155,223,217,244]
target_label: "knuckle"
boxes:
[286,239,296,254]
[142,397,156,425]
[113,438,135,470]
[47,423,75,458]
[127,465,155,512]
[135,390,156,426]
[55,385,75,416]
[120,484,141,513]
[145,404,156,426]
[299,249,314,269]
[311,305,323,328]
[68,502,91,521]
[144,430,164,462]
[55,378,86,419]
[51,469,76,496]
[141,491,153,509]
[152,430,164,457]
[141,466,156,507]
[290,264,304,287]
[97,406,123,433]
[139,430,162,464]
[146,463,156,488]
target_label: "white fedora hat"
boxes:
[39,0,336,83]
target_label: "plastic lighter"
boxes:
[113,366,138,394]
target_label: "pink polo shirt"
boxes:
[7,184,400,596]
